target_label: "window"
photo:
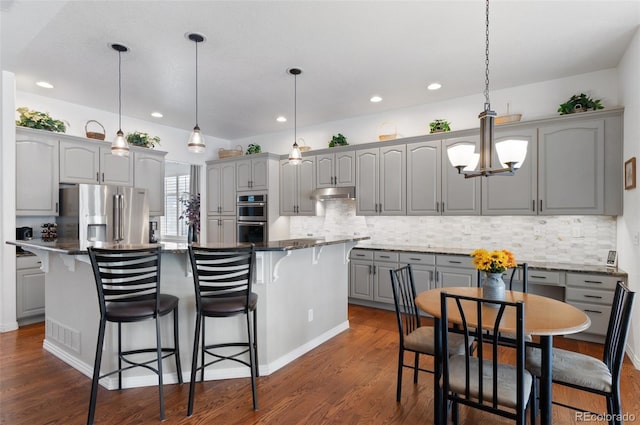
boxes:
[161,171,190,240]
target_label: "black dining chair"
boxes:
[389,265,470,402]
[187,245,258,416]
[86,246,182,424]
[440,291,533,425]
[526,281,635,425]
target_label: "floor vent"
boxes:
[45,318,81,354]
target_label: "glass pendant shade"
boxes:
[447,143,476,168]
[188,125,205,153]
[289,141,302,165]
[111,129,129,157]
[496,139,528,168]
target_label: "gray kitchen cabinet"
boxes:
[538,119,605,215]
[349,249,374,301]
[237,156,269,191]
[372,251,399,304]
[442,136,481,215]
[16,255,45,324]
[355,145,405,215]
[407,140,441,215]
[280,157,316,216]
[16,130,59,216]
[60,140,133,186]
[207,216,236,244]
[436,255,478,288]
[482,127,538,215]
[316,151,356,188]
[399,252,436,294]
[134,150,167,217]
[565,272,619,343]
[206,161,236,216]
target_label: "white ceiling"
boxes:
[2,1,639,140]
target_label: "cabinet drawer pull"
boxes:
[583,295,603,299]
[584,309,603,314]
[355,254,366,257]
[584,280,603,284]
[531,275,547,279]
[448,260,462,264]
[379,255,390,259]
[409,257,421,261]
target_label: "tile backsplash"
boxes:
[290,200,616,266]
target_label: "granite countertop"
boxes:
[7,236,370,255]
[354,242,627,276]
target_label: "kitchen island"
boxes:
[7,237,368,389]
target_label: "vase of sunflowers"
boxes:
[471,248,516,306]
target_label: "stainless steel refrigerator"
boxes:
[57,184,149,246]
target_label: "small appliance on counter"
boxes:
[16,226,33,240]
[149,221,159,243]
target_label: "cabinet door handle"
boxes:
[442,201,445,212]
[334,176,337,185]
[372,265,376,275]
[96,172,100,183]
[368,265,372,274]
[532,200,536,212]
[436,202,440,213]
[55,202,59,213]
[540,199,543,212]
[584,295,603,299]
[102,172,105,182]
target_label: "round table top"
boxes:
[415,287,591,336]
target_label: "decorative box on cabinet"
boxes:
[315,151,356,188]
[134,150,167,217]
[355,145,406,216]
[280,157,316,216]
[16,255,45,325]
[565,272,619,343]
[16,129,59,216]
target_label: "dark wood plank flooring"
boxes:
[1,305,638,424]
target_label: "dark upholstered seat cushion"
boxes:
[201,292,258,316]
[105,293,179,322]
[404,326,470,356]
[526,346,612,393]
[446,355,533,409]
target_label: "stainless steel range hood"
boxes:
[310,186,356,200]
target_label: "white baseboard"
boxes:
[0,321,18,333]
[626,343,640,370]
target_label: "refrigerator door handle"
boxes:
[113,193,124,242]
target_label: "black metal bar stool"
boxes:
[87,246,182,424]
[187,245,258,416]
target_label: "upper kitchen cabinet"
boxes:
[133,150,167,217]
[237,156,269,191]
[59,140,133,186]
[538,118,608,215]
[315,151,355,188]
[280,157,316,216]
[407,140,441,215]
[442,136,481,215]
[482,127,538,215]
[16,128,59,216]
[356,145,406,215]
[206,161,236,216]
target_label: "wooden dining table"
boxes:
[415,287,591,425]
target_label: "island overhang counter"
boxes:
[8,237,368,389]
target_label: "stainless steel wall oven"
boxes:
[237,194,267,243]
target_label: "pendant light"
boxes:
[288,68,302,165]
[111,43,129,157]
[187,33,206,153]
[446,0,527,178]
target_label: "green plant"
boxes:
[15,107,66,132]
[179,192,200,233]
[126,131,160,148]
[328,133,348,147]
[429,119,451,133]
[557,93,604,115]
[246,143,262,154]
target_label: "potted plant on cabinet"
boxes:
[328,133,348,147]
[429,119,451,134]
[15,107,67,132]
[557,93,604,115]
[126,131,160,148]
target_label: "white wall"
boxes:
[617,27,640,368]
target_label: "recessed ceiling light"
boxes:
[370,95,383,103]
[36,81,53,89]
[276,116,287,123]
[427,83,442,91]
[151,112,163,118]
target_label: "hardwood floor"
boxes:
[1,305,638,424]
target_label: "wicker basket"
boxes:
[85,120,106,140]
[218,145,243,159]
[378,121,397,141]
[495,114,522,125]
[298,138,311,152]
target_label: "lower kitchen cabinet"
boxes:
[436,255,478,288]
[372,252,399,304]
[16,256,45,325]
[207,217,236,244]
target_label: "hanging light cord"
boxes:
[484,0,491,111]
[294,72,297,145]
[118,49,122,131]
[195,38,199,128]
